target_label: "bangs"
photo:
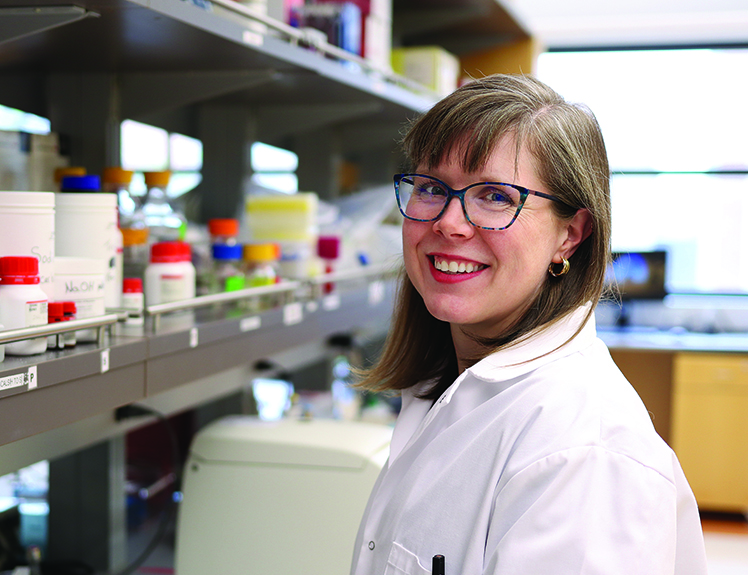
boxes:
[403,94,528,175]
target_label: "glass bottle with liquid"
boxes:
[141,171,187,243]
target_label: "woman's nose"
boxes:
[433,197,474,237]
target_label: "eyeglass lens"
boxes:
[396,175,523,229]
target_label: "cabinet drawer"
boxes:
[674,352,748,391]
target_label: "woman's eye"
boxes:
[416,183,447,198]
[480,187,514,206]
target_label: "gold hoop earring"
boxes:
[548,257,570,277]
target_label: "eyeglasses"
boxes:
[394,173,568,231]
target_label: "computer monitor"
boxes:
[606,251,667,300]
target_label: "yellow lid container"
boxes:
[103,167,134,185]
[243,243,280,262]
[121,227,149,246]
[144,170,171,187]
[54,166,86,183]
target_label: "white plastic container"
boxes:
[55,191,122,309]
[54,257,106,343]
[145,242,196,306]
[0,322,5,362]
[0,191,56,300]
[0,256,48,355]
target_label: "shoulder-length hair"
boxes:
[359,74,612,400]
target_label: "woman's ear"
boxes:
[555,209,593,261]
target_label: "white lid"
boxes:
[55,256,106,275]
[190,416,392,469]
[55,193,117,208]
[0,191,55,207]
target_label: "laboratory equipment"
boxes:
[175,416,391,575]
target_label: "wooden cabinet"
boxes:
[671,353,748,511]
[611,347,748,513]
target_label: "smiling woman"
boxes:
[350,74,708,575]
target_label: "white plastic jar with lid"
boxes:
[145,241,196,306]
[0,256,49,355]
[56,179,122,309]
[0,191,56,301]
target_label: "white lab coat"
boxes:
[351,306,708,575]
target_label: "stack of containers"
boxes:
[246,193,319,279]
[56,175,123,310]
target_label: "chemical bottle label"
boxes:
[26,300,48,327]
[160,274,189,303]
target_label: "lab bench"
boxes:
[599,328,748,513]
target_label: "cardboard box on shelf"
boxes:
[391,46,460,97]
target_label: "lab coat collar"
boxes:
[467,304,596,383]
[390,305,595,466]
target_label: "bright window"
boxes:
[120,120,203,199]
[537,47,748,295]
[250,141,298,194]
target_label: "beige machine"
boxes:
[175,416,392,575]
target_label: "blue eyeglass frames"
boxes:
[393,173,570,231]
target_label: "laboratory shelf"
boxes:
[0,0,437,143]
[0,274,395,451]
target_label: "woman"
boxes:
[351,75,707,575]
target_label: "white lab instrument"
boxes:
[175,416,392,575]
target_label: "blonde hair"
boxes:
[359,74,611,400]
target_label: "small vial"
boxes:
[0,256,48,356]
[62,301,77,347]
[122,278,145,326]
[317,235,341,294]
[208,218,239,246]
[243,243,280,287]
[211,244,245,293]
[47,301,65,350]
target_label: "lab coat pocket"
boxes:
[384,541,431,575]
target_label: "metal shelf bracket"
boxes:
[0,5,99,46]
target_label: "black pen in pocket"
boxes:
[432,554,445,575]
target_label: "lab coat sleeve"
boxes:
[483,445,680,575]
